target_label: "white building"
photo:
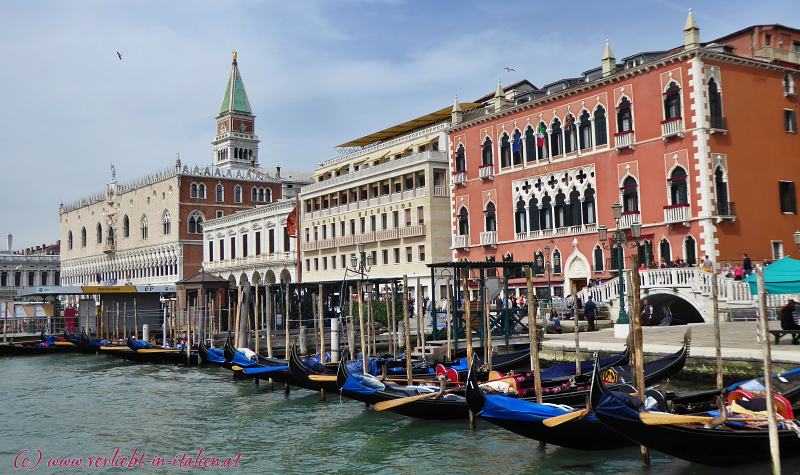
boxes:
[202,198,303,287]
[0,234,60,299]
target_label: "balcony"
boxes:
[754,46,800,66]
[479,164,494,180]
[618,211,641,229]
[452,171,467,186]
[663,203,691,225]
[452,234,468,249]
[355,232,375,244]
[433,185,448,197]
[709,115,727,134]
[375,228,399,241]
[300,241,318,252]
[661,117,684,139]
[102,242,116,255]
[614,130,634,150]
[480,231,497,247]
[515,232,528,240]
[716,201,736,222]
[399,224,426,238]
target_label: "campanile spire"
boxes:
[213,52,260,171]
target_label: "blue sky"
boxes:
[1,0,798,248]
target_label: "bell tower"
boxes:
[213,51,260,171]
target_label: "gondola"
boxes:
[99,336,197,364]
[727,366,800,407]
[337,358,470,420]
[288,345,383,393]
[0,337,78,356]
[219,335,297,385]
[338,338,687,420]
[594,362,800,466]
[383,348,534,382]
[464,357,636,450]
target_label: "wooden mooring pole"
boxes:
[358,280,368,375]
[630,255,650,467]
[756,265,781,475]
[711,271,723,389]
[571,283,580,378]
[402,275,412,385]
[526,267,543,403]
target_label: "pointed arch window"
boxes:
[251,187,258,202]
[685,235,697,266]
[594,106,608,146]
[140,216,149,240]
[515,198,527,234]
[122,215,130,238]
[190,183,199,198]
[540,193,553,230]
[188,211,204,234]
[512,130,523,165]
[80,227,87,247]
[107,225,115,245]
[67,231,73,250]
[637,240,654,268]
[162,210,171,235]
[669,167,688,205]
[95,223,102,244]
[536,122,549,160]
[198,183,207,199]
[528,196,540,231]
[715,167,731,215]
[621,176,639,212]
[583,186,596,224]
[593,245,604,271]
[568,188,582,226]
[216,184,224,202]
[500,134,511,168]
[534,251,544,275]
[524,126,536,163]
[663,82,682,120]
[708,78,724,129]
[481,137,493,166]
[578,111,592,150]
[617,97,633,134]
[554,191,567,228]
[564,115,576,154]
[660,238,671,264]
[265,188,272,203]
[457,207,469,235]
[455,144,466,172]
[234,185,242,203]
[550,119,563,156]
[484,202,497,232]
[552,249,562,274]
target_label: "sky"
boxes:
[1,0,798,249]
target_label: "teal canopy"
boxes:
[746,257,800,295]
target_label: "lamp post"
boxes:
[343,242,372,367]
[598,203,641,338]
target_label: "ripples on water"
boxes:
[0,355,772,474]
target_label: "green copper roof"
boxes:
[219,58,252,115]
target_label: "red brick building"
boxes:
[448,17,800,304]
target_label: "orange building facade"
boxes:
[448,20,800,299]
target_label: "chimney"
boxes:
[683,9,700,50]
[493,81,506,112]
[6,233,11,252]
[275,166,281,178]
[601,39,616,77]
[451,96,463,125]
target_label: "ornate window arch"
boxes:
[511,129,523,165]
[190,182,198,198]
[593,245,604,271]
[162,209,171,235]
[234,185,242,203]
[81,227,86,247]
[515,198,527,234]
[714,165,731,215]
[499,133,511,168]
[593,105,608,146]
[621,176,639,213]
[140,215,149,240]
[251,186,258,202]
[457,207,469,235]
[216,183,224,202]
[708,78,724,128]
[68,231,73,250]
[578,110,592,150]
[663,81,682,120]
[122,215,130,238]
[481,137,493,166]
[536,121,549,160]
[684,235,697,266]
[96,223,102,244]
[188,210,205,234]
[616,96,633,134]
[659,238,672,264]
[455,144,466,172]
[552,248,562,274]
[524,126,536,163]
[563,113,577,154]
[484,201,497,232]
[265,188,272,202]
[668,166,688,206]
[549,118,563,156]
[198,183,207,198]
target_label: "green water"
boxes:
[0,355,775,474]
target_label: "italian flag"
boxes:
[535,123,547,147]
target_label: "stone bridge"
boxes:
[577,268,797,323]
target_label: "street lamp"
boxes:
[535,246,553,334]
[598,203,641,334]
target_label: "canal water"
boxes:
[0,355,778,474]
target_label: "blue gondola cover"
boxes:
[342,374,385,396]
[242,365,289,375]
[480,394,593,422]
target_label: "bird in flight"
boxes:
[504,67,516,72]
[116,51,123,60]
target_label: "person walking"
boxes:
[743,253,753,276]
[584,296,598,331]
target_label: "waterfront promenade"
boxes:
[543,321,800,364]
